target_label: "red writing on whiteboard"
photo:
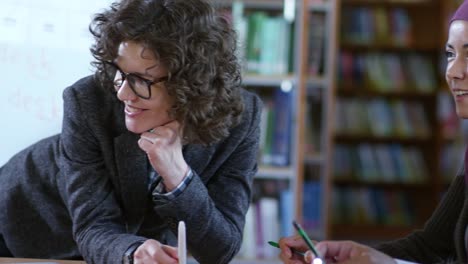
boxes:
[0,44,53,80]
[8,87,61,122]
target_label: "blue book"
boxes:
[302,181,321,231]
[271,88,293,166]
[279,189,294,237]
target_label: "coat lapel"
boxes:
[114,131,148,233]
[183,143,216,182]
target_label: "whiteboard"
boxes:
[0,0,113,165]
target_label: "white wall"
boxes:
[0,0,113,165]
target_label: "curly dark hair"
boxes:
[89,0,244,145]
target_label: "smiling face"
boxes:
[446,20,468,119]
[114,41,174,134]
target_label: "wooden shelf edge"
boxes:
[243,74,297,87]
[257,166,295,180]
[330,224,419,240]
[334,134,432,143]
[341,0,434,6]
[332,179,431,189]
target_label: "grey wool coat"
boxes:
[0,75,262,264]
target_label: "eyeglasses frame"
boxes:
[105,61,168,100]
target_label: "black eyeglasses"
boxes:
[105,62,168,100]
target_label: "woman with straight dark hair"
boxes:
[278,1,468,263]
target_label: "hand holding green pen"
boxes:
[269,239,323,264]
[268,241,306,256]
[292,220,322,260]
[268,220,324,264]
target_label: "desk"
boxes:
[0,258,84,264]
[0,257,282,264]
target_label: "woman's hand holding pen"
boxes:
[133,239,179,264]
[278,235,315,264]
[279,236,397,264]
[138,120,189,191]
[311,241,397,264]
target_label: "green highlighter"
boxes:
[292,221,320,257]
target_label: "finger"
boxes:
[279,252,304,264]
[140,135,157,144]
[279,245,293,259]
[316,241,358,261]
[279,247,306,263]
[279,251,303,263]
[162,245,179,259]
[279,235,308,257]
[138,137,154,153]
[138,240,178,264]
[337,254,373,264]
[160,120,182,143]
[152,248,178,264]
[141,127,162,142]
[304,250,313,263]
[144,126,179,145]
[278,241,293,262]
[342,241,367,260]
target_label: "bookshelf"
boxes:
[215,0,339,262]
[331,0,455,243]
[217,1,299,262]
[300,0,339,242]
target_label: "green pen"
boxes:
[267,241,306,256]
[292,220,323,262]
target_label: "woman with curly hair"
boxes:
[0,0,261,263]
